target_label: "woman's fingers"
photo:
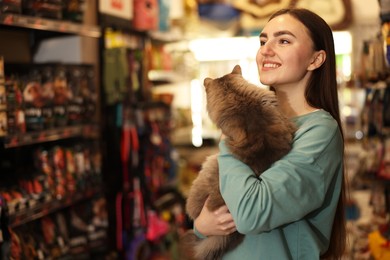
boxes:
[214,204,229,215]
[214,205,237,234]
[220,222,237,235]
[195,197,237,236]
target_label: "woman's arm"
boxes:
[219,117,343,234]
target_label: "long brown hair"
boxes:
[269,8,347,259]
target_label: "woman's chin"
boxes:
[259,79,274,86]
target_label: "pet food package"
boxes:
[64,147,77,194]
[0,109,6,137]
[22,69,44,132]
[53,65,71,127]
[67,203,90,256]
[133,0,159,31]
[0,0,22,14]
[158,0,170,31]
[67,65,84,125]
[85,66,97,122]
[52,146,67,199]
[34,147,56,199]
[103,47,129,104]
[40,215,67,258]
[0,56,6,137]
[87,196,108,249]
[5,78,26,135]
[62,0,85,23]
[39,65,55,129]
[22,0,63,20]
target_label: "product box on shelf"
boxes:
[133,0,158,31]
[0,0,22,14]
[62,0,85,23]
[22,0,63,20]
[0,56,6,137]
[3,62,97,137]
[33,36,97,64]
[5,79,26,135]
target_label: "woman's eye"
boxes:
[279,39,290,44]
[260,39,266,46]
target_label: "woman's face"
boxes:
[256,14,321,89]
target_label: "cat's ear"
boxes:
[204,77,212,86]
[232,65,242,75]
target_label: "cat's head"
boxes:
[203,65,279,147]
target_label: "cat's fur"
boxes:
[181,65,297,260]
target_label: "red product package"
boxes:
[133,0,159,31]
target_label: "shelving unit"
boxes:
[0,2,108,259]
[0,13,101,37]
[2,124,99,148]
[8,187,101,228]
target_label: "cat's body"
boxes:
[181,65,297,260]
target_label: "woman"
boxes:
[194,8,347,259]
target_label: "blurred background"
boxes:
[0,0,390,259]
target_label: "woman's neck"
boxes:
[275,86,318,118]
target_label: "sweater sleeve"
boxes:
[218,116,343,235]
[193,225,207,239]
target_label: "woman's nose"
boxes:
[259,43,274,56]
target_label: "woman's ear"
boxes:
[308,50,326,71]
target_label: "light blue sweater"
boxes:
[217,109,344,259]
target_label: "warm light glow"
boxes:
[189,32,352,80]
[342,106,352,117]
[190,79,203,147]
[189,32,351,61]
[333,31,352,54]
[355,130,364,140]
[342,54,352,80]
[189,37,259,61]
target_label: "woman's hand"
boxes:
[194,197,237,237]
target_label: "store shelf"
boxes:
[0,13,101,38]
[148,27,184,43]
[8,187,101,228]
[148,70,187,85]
[2,124,99,148]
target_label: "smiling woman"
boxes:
[193,8,347,260]
[188,32,351,81]
[256,14,326,97]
